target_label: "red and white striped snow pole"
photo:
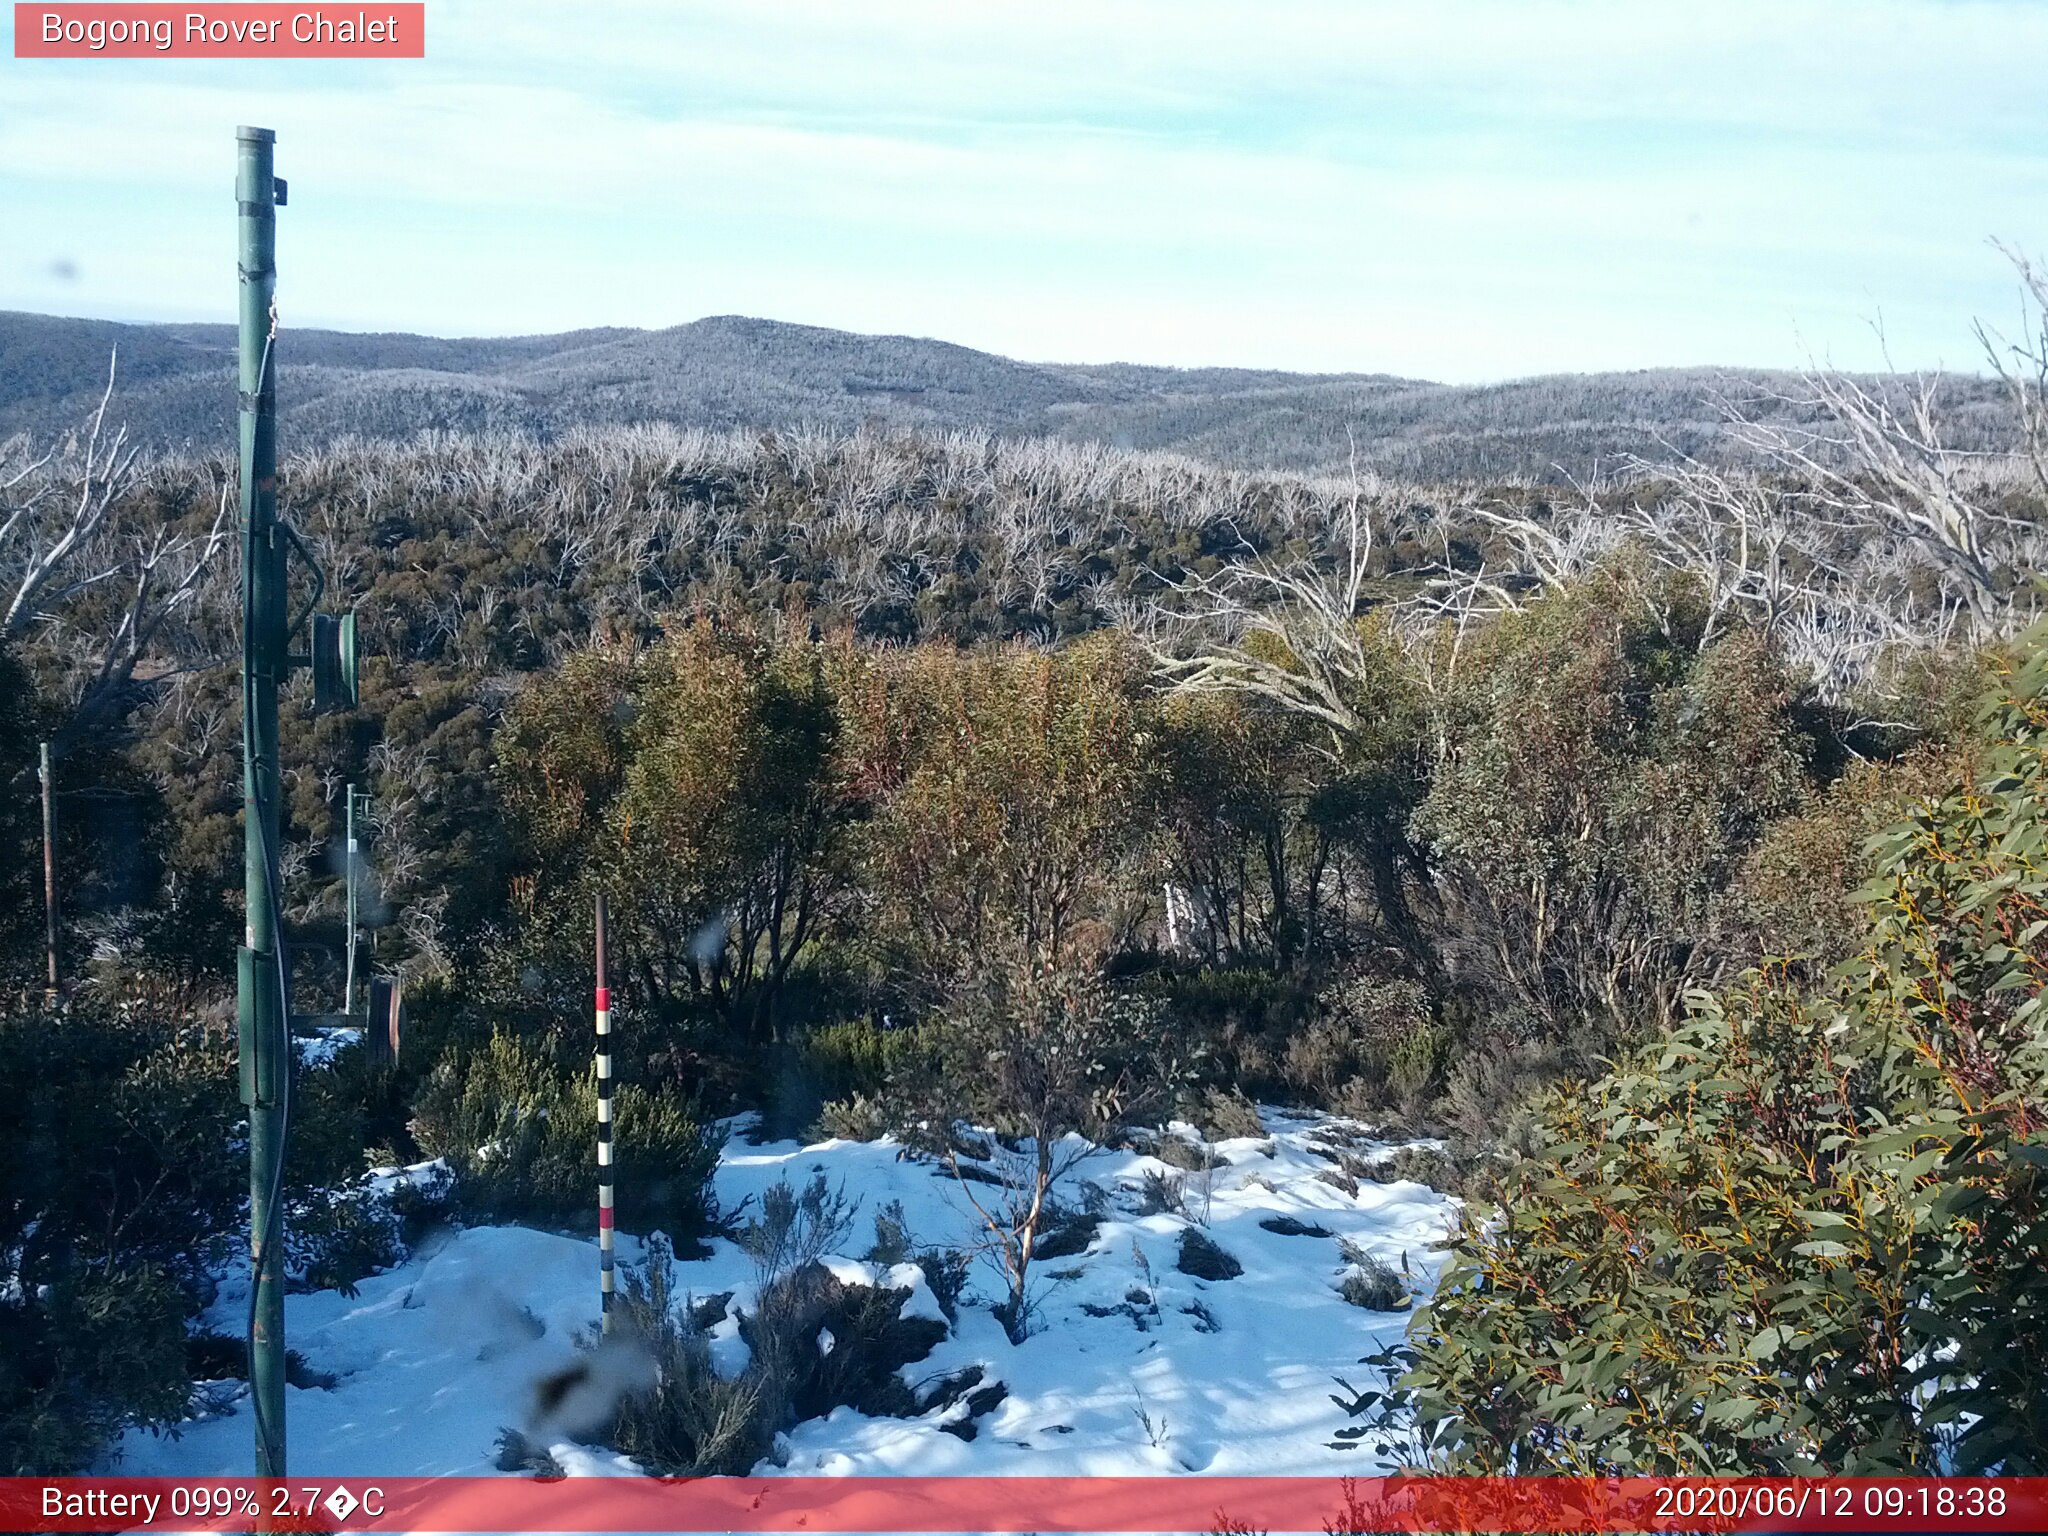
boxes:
[595,892,615,1333]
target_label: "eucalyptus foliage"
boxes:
[1373,629,2048,1473]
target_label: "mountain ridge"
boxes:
[0,308,2011,482]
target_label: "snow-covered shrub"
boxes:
[289,1186,402,1296]
[1195,1085,1266,1140]
[1134,1167,1185,1217]
[743,1261,949,1425]
[896,959,1195,1340]
[866,1200,914,1264]
[1031,1205,1105,1260]
[611,1236,949,1476]
[1367,1145,1467,1198]
[1153,1134,1224,1171]
[865,1201,971,1322]
[912,1247,971,1324]
[610,1235,773,1476]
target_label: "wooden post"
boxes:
[364,975,401,1072]
[343,783,359,1015]
[595,893,615,1331]
[40,741,57,1003]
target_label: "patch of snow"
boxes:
[886,1263,948,1325]
[364,1158,448,1199]
[816,1254,880,1288]
[294,1026,360,1067]
[114,1107,1457,1483]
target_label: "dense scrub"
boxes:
[1370,634,2048,1473]
[0,1000,432,1473]
[3,327,2044,1468]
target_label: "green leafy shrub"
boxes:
[816,1092,890,1142]
[1383,632,2048,1473]
[1413,566,1814,1045]
[1154,659,1424,978]
[604,625,860,1046]
[1,1262,192,1475]
[412,1030,722,1239]
[793,1018,932,1102]
[289,1186,403,1296]
[1283,974,1441,1118]
[0,1003,242,1471]
[1435,1026,1571,1158]
[860,635,1158,999]
[776,1017,937,1138]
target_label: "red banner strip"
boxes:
[6,1477,2047,1534]
[13,5,425,58]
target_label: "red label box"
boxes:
[5,1477,2048,1534]
[13,4,425,57]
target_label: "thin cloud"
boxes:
[0,1,2042,378]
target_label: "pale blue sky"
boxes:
[2,1,2045,380]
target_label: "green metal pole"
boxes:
[235,123,288,1480]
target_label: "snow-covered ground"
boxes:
[113,1110,1456,1479]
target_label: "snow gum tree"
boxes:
[1373,626,2048,1473]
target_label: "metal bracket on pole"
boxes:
[312,610,359,713]
[365,975,403,1071]
[237,946,286,1107]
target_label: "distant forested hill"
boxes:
[0,309,2012,481]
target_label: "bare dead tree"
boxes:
[68,480,234,735]
[1730,370,2017,639]
[1978,241,2048,505]
[1,352,234,742]
[1142,452,1388,751]
[2,353,146,637]
[1401,282,2048,707]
